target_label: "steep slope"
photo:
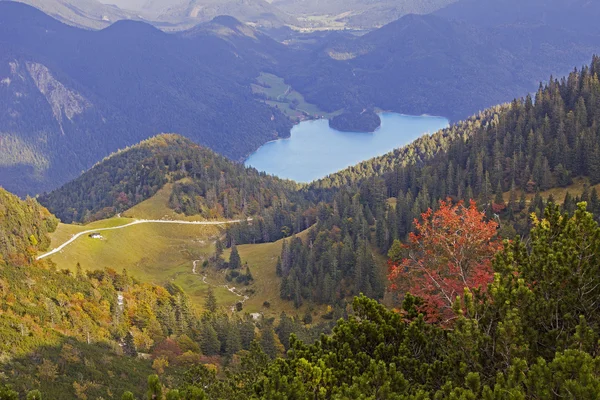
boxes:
[282,8,600,122]
[309,56,600,233]
[0,2,292,195]
[435,0,600,35]
[0,187,58,263]
[0,187,200,399]
[38,134,301,224]
[1,0,142,29]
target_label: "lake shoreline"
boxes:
[244,112,449,183]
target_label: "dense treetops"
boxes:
[0,184,332,399]
[0,188,58,265]
[113,203,600,399]
[39,134,301,224]
[329,109,381,133]
[306,56,600,240]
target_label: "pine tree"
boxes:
[229,243,242,270]
[26,390,42,400]
[259,325,278,359]
[121,392,135,400]
[200,323,221,356]
[166,390,181,400]
[375,215,386,251]
[204,287,218,314]
[225,324,242,357]
[276,312,295,350]
[240,320,255,350]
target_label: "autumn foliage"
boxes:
[388,199,502,323]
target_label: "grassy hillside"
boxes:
[501,177,600,205]
[251,72,337,121]
[123,181,207,221]
[46,218,246,310]
[222,229,331,319]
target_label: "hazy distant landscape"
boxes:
[3,0,600,196]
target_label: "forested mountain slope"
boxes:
[6,41,600,400]
[1,0,141,29]
[0,184,340,399]
[38,135,301,224]
[0,2,291,196]
[280,2,600,122]
[304,57,600,244]
[436,0,600,36]
[0,188,58,264]
[312,56,600,194]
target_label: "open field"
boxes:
[47,219,242,310]
[123,182,209,221]
[46,208,306,315]
[503,177,600,204]
[252,73,339,120]
[222,228,333,320]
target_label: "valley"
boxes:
[4,1,600,399]
[5,0,600,196]
[42,206,324,319]
[44,217,242,312]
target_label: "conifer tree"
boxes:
[259,325,279,359]
[225,325,242,357]
[123,331,137,357]
[229,243,242,270]
[121,392,135,400]
[204,287,218,315]
[200,323,220,356]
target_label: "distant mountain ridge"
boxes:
[157,0,298,28]
[0,2,292,196]
[5,0,600,197]
[1,0,143,29]
[279,2,600,121]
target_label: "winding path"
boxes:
[37,218,250,260]
[192,259,250,312]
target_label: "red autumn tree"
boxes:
[388,199,502,324]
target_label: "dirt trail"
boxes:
[192,259,250,312]
[37,218,250,260]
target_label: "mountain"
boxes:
[0,187,58,263]
[309,56,600,228]
[157,0,298,28]
[1,0,143,29]
[281,4,600,122]
[38,134,302,224]
[435,0,600,35]
[0,2,292,196]
[11,57,600,400]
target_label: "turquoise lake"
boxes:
[245,112,450,183]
